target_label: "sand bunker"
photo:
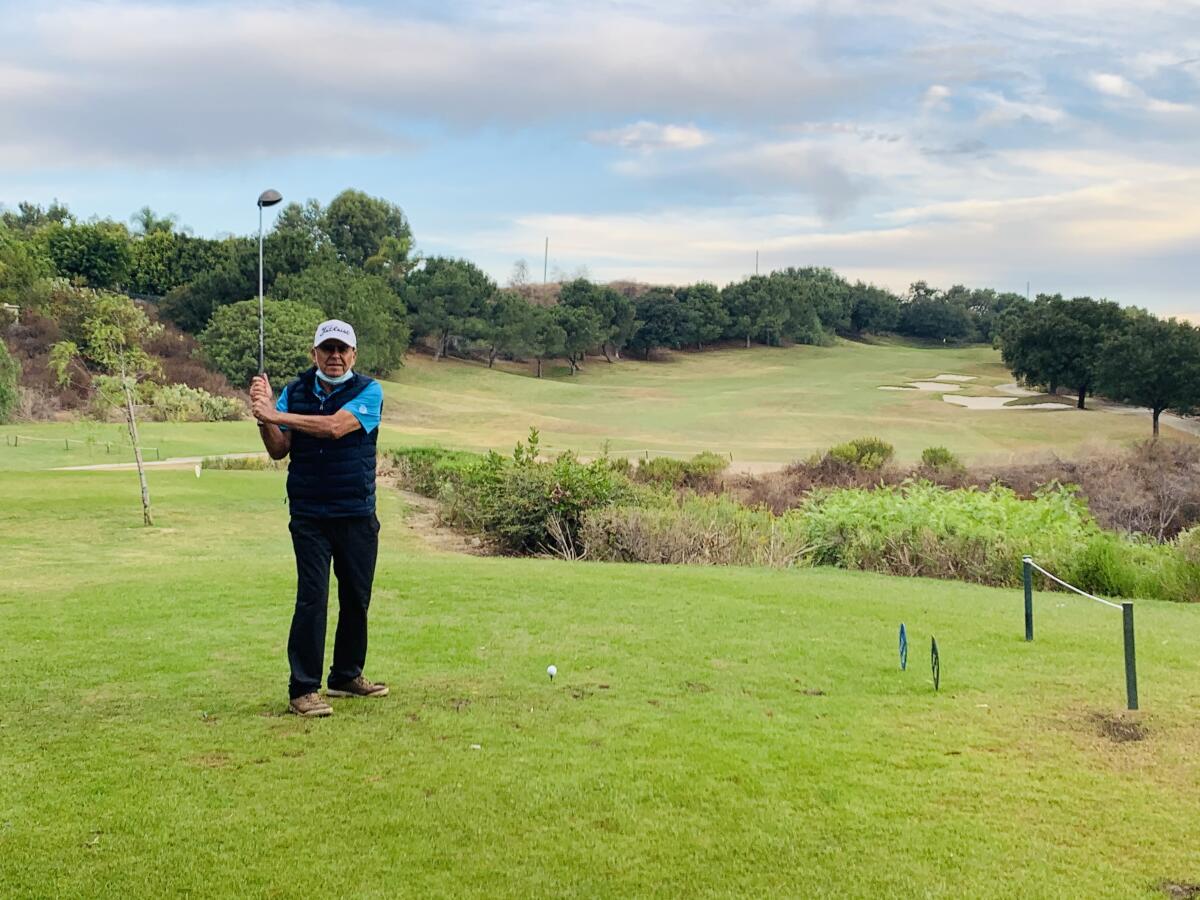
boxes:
[878,381,962,392]
[878,375,969,392]
[943,396,1073,411]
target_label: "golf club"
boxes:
[256,189,283,374]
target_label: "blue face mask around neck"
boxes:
[317,367,355,386]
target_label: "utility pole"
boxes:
[755,250,759,276]
[544,237,549,284]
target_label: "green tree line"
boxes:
[3,193,1197,439]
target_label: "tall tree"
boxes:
[271,262,409,376]
[721,276,776,347]
[484,290,538,368]
[49,290,162,525]
[322,190,414,269]
[129,207,178,235]
[898,281,973,342]
[528,305,565,378]
[628,288,684,359]
[559,278,635,362]
[997,294,1123,407]
[848,281,900,334]
[402,257,495,359]
[676,282,728,350]
[43,221,132,290]
[553,303,604,373]
[1097,312,1200,438]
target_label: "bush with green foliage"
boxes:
[920,446,963,471]
[199,298,325,388]
[582,495,808,567]
[201,455,283,470]
[271,262,409,376]
[393,430,636,557]
[389,446,484,497]
[799,481,1198,599]
[0,338,19,423]
[827,436,894,470]
[147,383,245,422]
[633,451,729,490]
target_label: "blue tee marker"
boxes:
[899,623,908,671]
[931,636,941,691]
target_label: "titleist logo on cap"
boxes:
[313,319,357,348]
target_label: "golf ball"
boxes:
[547,665,557,679]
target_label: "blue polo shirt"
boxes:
[276,375,383,433]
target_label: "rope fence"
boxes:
[1021,555,1138,710]
[4,433,161,459]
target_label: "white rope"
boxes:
[1027,559,1123,609]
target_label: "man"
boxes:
[250,319,388,717]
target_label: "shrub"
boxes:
[389,446,482,497]
[201,455,283,470]
[392,430,638,557]
[199,298,324,388]
[920,446,962,471]
[582,495,809,567]
[0,338,18,423]
[148,383,245,422]
[827,436,894,470]
[633,451,729,490]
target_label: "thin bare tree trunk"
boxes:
[601,344,613,363]
[121,366,153,526]
[1153,408,1161,438]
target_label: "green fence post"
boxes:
[1023,555,1034,641]
[1122,602,1138,711]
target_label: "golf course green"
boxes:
[2,463,1198,898]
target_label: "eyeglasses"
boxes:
[317,342,352,354]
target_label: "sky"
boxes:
[1,0,1198,315]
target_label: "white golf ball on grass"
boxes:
[547,665,557,680]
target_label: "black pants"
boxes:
[287,514,380,699]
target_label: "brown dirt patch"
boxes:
[388,485,493,556]
[1160,882,1200,899]
[1092,712,1147,743]
[190,752,232,768]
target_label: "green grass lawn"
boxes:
[382,338,1176,464]
[0,420,262,471]
[3,468,1199,897]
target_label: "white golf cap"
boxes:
[313,319,357,348]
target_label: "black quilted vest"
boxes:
[284,367,379,518]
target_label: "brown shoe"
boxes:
[327,675,389,698]
[289,692,333,717]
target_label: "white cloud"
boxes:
[465,147,1200,309]
[1089,72,1138,99]
[976,91,1066,126]
[587,122,712,152]
[1087,70,1196,114]
[922,84,952,113]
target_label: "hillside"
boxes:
[380,339,1188,466]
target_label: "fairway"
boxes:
[2,340,1186,475]
[380,339,1183,465]
[3,468,1199,898]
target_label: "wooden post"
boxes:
[1023,555,1034,641]
[1122,603,1138,711]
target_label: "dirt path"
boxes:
[54,452,264,471]
[384,483,493,556]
